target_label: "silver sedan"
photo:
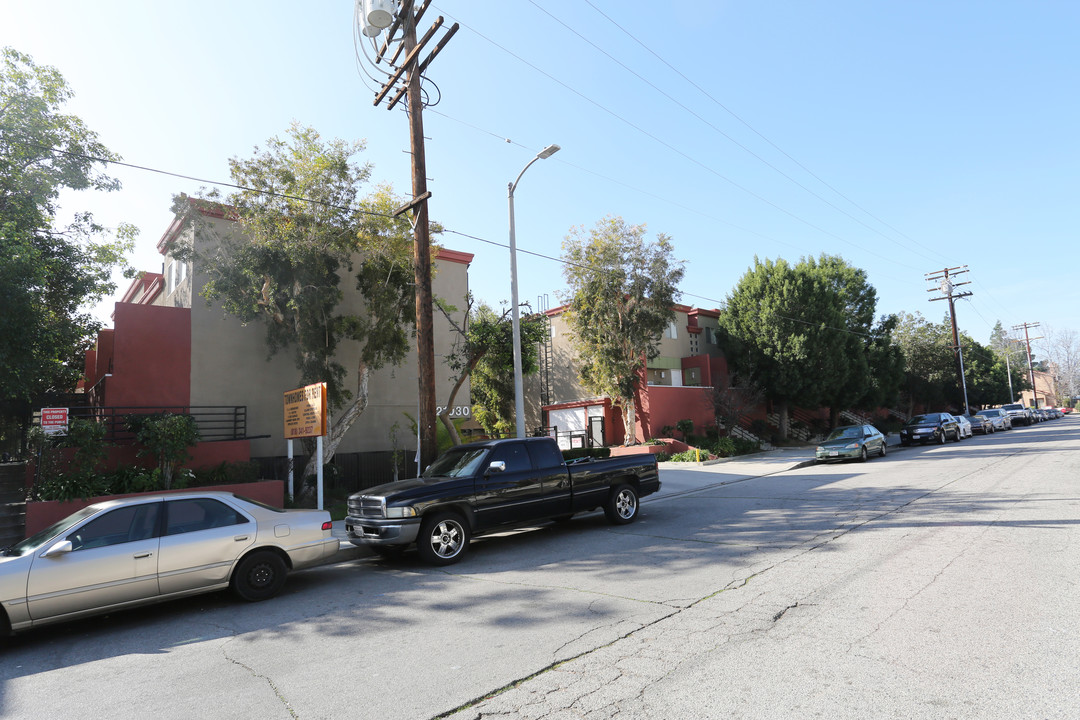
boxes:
[0,491,337,637]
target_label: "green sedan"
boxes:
[815,424,887,463]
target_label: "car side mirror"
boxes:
[42,540,72,558]
[486,460,506,474]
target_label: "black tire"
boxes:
[879,442,887,458]
[231,550,288,602]
[859,446,868,463]
[901,440,910,447]
[604,484,639,525]
[938,430,946,445]
[953,428,961,442]
[416,512,470,565]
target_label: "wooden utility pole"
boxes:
[926,266,972,414]
[1012,322,1043,407]
[368,1,458,471]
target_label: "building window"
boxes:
[665,321,678,340]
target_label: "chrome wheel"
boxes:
[417,513,470,565]
[604,484,639,525]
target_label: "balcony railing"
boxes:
[45,406,248,443]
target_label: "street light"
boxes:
[508,143,560,438]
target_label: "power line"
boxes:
[432,6,925,273]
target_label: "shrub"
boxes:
[675,419,694,439]
[668,449,702,462]
[189,460,261,487]
[654,452,671,462]
[127,413,200,490]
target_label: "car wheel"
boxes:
[879,442,887,457]
[953,429,961,442]
[938,431,946,445]
[901,440,909,447]
[231,550,288,602]
[417,512,470,565]
[859,446,868,462]
[604,483,639,525]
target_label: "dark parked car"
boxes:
[815,424,887,463]
[900,413,961,446]
[967,414,993,435]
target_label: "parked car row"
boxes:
[819,404,1068,462]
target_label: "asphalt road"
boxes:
[2,417,1078,719]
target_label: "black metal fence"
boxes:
[46,406,247,443]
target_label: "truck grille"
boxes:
[347,495,386,518]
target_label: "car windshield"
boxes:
[908,414,938,424]
[2,506,99,557]
[422,447,489,478]
[975,410,996,417]
[826,427,863,441]
[1003,404,1023,411]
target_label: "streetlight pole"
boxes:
[508,143,560,438]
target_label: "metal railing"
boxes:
[42,406,248,443]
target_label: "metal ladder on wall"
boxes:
[537,294,554,409]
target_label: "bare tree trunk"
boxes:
[438,352,484,447]
[298,363,371,504]
[621,398,638,445]
[776,400,790,441]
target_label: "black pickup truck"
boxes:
[345,437,661,565]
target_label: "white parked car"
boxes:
[0,491,337,638]
[955,414,973,439]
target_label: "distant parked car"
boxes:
[0,491,337,638]
[975,408,1011,431]
[1002,404,1033,426]
[900,413,961,445]
[955,414,973,439]
[815,424,887,463]
[967,414,993,435]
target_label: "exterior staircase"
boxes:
[0,463,27,547]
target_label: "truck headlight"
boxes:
[384,506,417,519]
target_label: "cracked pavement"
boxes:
[3,422,1079,719]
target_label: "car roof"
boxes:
[86,490,242,512]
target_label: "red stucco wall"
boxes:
[105,303,191,408]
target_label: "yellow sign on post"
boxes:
[283,382,327,439]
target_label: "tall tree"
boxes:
[560,217,684,444]
[721,254,894,436]
[461,302,546,439]
[0,47,135,452]
[173,123,425,493]
[436,296,546,444]
[1039,325,1079,403]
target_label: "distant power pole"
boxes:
[359,1,458,471]
[1012,322,1043,407]
[926,266,972,414]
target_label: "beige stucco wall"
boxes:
[172,214,470,458]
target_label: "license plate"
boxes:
[828,451,838,456]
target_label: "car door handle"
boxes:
[234,535,250,542]
[134,552,153,559]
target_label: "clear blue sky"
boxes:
[3,1,1076,353]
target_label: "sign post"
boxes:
[283,382,328,509]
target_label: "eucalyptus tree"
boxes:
[174,123,427,492]
[560,216,684,444]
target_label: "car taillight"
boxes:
[322,521,333,531]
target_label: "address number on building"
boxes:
[437,405,471,418]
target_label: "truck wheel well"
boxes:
[422,504,473,530]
